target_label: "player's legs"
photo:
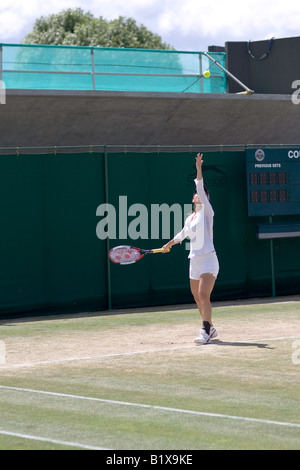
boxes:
[190,273,216,324]
[189,253,219,343]
[190,273,217,344]
[190,278,203,320]
[198,273,216,324]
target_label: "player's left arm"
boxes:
[195,153,214,215]
[196,153,204,181]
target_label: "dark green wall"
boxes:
[0,153,107,315]
[0,150,299,317]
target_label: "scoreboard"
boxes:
[246,148,300,216]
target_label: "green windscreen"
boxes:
[0,148,299,317]
[1,43,226,93]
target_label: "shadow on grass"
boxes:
[206,340,275,349]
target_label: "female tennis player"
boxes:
[162,153,219,344]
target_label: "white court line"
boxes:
[0,385,299,430]
[0,345,194,369]
[0,335,299,370]
[0,429,109,450]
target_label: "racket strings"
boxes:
[109,247,141,264]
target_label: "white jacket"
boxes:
[174,179,215,258]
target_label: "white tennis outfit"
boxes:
[174,178,219,279]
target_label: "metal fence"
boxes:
[0,43,226,93]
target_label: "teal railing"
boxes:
[0,43,226,93]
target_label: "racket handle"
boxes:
[151,248,170,254]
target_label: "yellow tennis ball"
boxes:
[203,70,210,78]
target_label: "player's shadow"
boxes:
[212,340,274,349]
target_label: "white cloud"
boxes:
[1,0,300,50]
[0,11,27,39]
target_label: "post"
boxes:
[199,53,203,93]
[269,216,276,297]
[204,52,254,94]
[91,48,96,91]
[0,45,5,104]
[0,45,2,82]
[104,146,112,310]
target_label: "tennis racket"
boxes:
[109,245,168,265]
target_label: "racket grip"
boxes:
[152,248,170,254]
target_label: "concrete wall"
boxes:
[0,90,299,152]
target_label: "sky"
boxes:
[1,0,300,51]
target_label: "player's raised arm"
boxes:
[196,153,204,180]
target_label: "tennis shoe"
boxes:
[210,326,218,339]
[194,326,218,344]
[194,328,212,344]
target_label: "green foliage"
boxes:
[23,8,174,50]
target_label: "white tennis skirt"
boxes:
[189,251,219,280]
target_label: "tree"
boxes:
[23,8,174,50]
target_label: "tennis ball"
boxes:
[203,70,210,78]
